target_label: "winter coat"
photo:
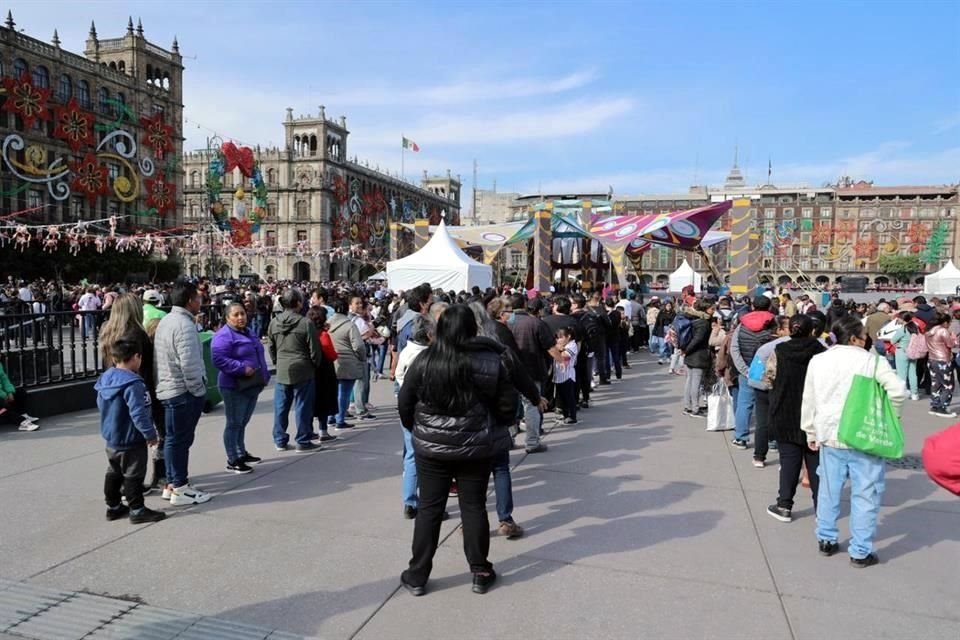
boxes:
[212,323,271,390]
[730,311,776,376]
[328,313,366,380]
[509,310,554,382]
[801,346,907,448]
[0,362,14,397]
[767,337,825,445]
[653,308,675,338]
[314,330,339,419]
[95,367,156,450]
[646,306,660,327]
[679,308,712,369]
[926,325,956,362]
[154,306,206,401]
[268,310,322,385]
[398,337,516,461]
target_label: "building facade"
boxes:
[0,14,183,237]
[181,108,460,282]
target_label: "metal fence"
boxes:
[0,304,237,389]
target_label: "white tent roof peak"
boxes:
[386,219,493,292]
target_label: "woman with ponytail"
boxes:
[800,316,907,567]
[765,314,825,523]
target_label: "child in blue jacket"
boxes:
[95,334,166,524]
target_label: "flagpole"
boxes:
[401,134,405,183]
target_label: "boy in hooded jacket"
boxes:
[96,335,166,525]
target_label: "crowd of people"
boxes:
[84,276,645,594]
[657,288,960,568]
[6,270,955,584]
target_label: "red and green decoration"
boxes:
[52,98,95,152]
[140,111,174,159]
[69,152,109,204]
[2,72,51,129]
[204,141,264,245]
[144,171,175,215]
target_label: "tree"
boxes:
[878,254,922,284]
[921,221,949,265]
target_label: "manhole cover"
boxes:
[886,455,924,470]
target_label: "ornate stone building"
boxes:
[0,13,183,235]
[182,108,461,281]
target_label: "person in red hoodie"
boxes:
[729,296,777,449]
[307,306,340,442]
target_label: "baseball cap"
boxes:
[143,289,161,303]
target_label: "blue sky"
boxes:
[8,0,960,201]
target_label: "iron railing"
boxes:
[0,304,254,389]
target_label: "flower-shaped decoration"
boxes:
[52,97,95,152]
[812,222,832,244]
[853,236,878,260]
[140,111,174,158]
[145,171,175,215]
[69,152,109,204]
[834,220,856,243]
[905,222,932,244]
[332,175,349,205]
[2,72,51,129]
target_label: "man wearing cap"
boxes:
[143,289,167,325]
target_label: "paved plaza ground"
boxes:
[0,352,958,639]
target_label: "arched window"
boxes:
[116,92,125,113]
[108,62,117,71]
[190,203,199,218]
[265,265,275,276]
[266,168,276,185]
[296,200,308,219]
[162,72,170,91]
[223,172,233,188]
[97,87,111,114]
[117,61,125,73]
[309,135,317,156]
[57,74,71,102]
[12,58,27,79]
[190,171,199,188]
[31,65,49,89]
[77,80,90,108]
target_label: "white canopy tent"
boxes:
[368,271,388,281]
[386,220,493,292]
[923,260,960,295]
[669,259,703,293]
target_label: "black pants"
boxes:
[753,390,771,461]
[556,379,577,421]
[405,455,493,586]
[777,441,820,510]
[608,341,623,379]
[576,353,591,404]
[917,355,931,393]
[633,324,647,350]
[596,338,610,382]
[104,445,148,511]
[0,388,28,426]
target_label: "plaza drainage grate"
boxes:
[886,455,925,471]
[0,581,318,640]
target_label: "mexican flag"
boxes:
[402,137,420,152]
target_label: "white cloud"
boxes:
[354,97,636,147]
[934,112,960,133]
[322,70,596,107]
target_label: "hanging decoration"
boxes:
[69,152,110,204]
[144,171,175,215]
[204,141,264,244]
[2,72,51,129]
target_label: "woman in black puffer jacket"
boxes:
[398,304,518,596]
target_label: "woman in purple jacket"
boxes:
[212,303,271,474]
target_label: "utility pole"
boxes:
[472,158,478,226]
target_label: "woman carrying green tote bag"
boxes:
[801,317,908,568]
[837,355,905,459]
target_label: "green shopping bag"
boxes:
[837,356,904,459]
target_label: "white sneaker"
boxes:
[169,484,211,506]
[161,484,173,500]
[22,413,38,422]
[910,394,919,401]
[18,420,38,431]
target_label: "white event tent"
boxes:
[668,259,703,293]
[386,220,493,292]
[923,260,960,295]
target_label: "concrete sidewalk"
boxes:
[0,352,957,639]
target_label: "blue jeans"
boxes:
[734,375,755,441]
[221,386,261,461]
[272,380,315,447]
[649,328,660,354]
[336,379,356,424]
[402,427,417,507]
[816,445,886,560]
[659,340,672,360]
[373,343,388,375]
[82,313,95,339]
[162,392,205,488]
[492,449,514,523]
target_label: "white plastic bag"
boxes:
[706,382,735,432]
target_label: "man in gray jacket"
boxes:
[155,282,210,506]
[269,288,323,452]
